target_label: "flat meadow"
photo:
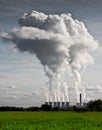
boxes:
[0,111,102,130]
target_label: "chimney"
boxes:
[80,93,82,106]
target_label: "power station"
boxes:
[45,93,87,109]
[45,101,69,110]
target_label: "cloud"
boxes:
[0,11,98,68]
[86,84,102,92]
[0,10,100,103]
[0,74,15,79]
[0,32,13,41]
[7,85,16,89]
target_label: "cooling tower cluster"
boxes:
[45,93,87,109]
[45,101,69,109]
[44,85,69,109]
[45,90,69,109]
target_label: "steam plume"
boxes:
[0,10,99,103]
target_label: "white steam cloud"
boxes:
[0,11,99,103]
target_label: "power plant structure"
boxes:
[45,93,87,109]
[76,93,82,106]
[45,101,69,110]
[80,93,82,106]
[76,93,87,107]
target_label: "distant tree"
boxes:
[87,99,102,111]
[40,104,52,111]
[27,106,40,111]
[53,107,60,111]
[0,106,25,111]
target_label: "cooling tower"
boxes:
[62,102,65,109]
[49,102,52,107]
[54,102,57,107]
[45,102,49,105]
[66,102,69,109]
[57,102,60,108]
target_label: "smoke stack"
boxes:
[80,93,82,106]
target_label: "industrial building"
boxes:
[45,93,87,109]
[45,101,69,110]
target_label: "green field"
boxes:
[0,111,102,130]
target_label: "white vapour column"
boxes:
[82,88,86,103]
[0,10,99,104]
[60,81,69,102]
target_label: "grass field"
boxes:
[0,111,102,130]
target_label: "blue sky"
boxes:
[0,0,102,106]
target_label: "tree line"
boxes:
[0,99,102,112]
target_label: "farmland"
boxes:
[0,111,102,130]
